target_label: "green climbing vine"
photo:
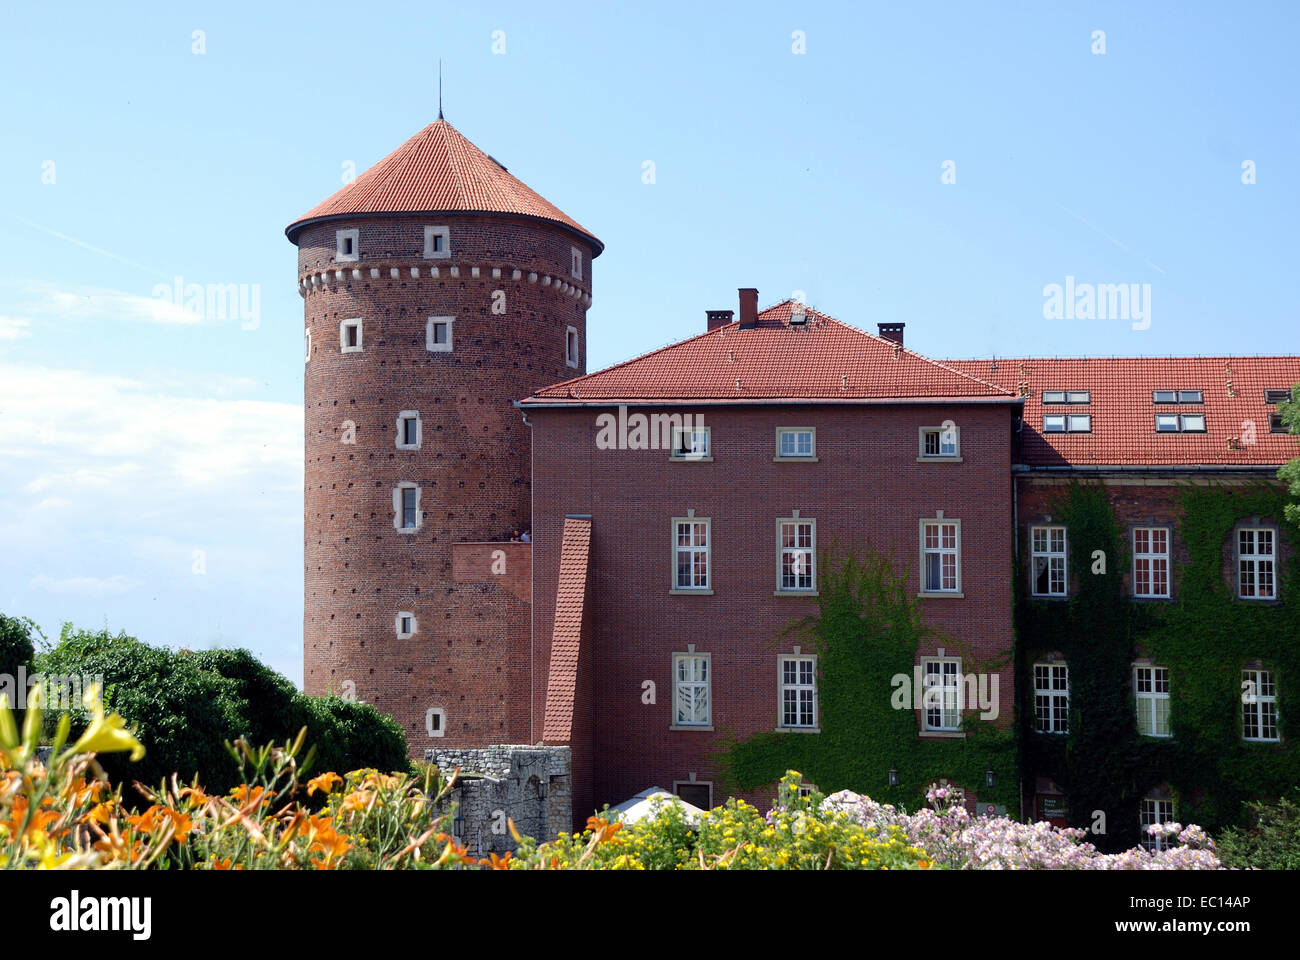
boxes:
[1020,481,1299,851]
[715,543,1017,813]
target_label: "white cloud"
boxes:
[0,316,32,339]
[29,574,133,597]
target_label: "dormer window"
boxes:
[1042,390,1089,404]
[336,229,359,262]
[423,226,450,259]
[1043,414,1090,433]
[1155,413,1205,432]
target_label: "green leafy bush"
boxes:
[34,625,410,794]
[1216,790,1300,870]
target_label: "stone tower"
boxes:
[286,119,601,752]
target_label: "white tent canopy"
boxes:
[608,787,705,824]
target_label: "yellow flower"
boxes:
[65,684,145,762]
[307,771,343,796]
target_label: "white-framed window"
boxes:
[1033,663,1069,734]
[425,707,446,738]
[335,228,359,262]
[1133,527,1170,598]
[775,427,816,460]
[565,325,579,368]
[1030,525,1068,597]
[570,246,583,280]
[919,425,960,459]
[1134,665,1171,737]
[393,483,421,533]
[778,655,817,729]
[777,517,816,593]
[423,225,450,259]
[304,328,311,363]
[672,515,710,591]
[1042,413,1091,433]
[396,411,422,450]
[1155,413,1206,433]
[673,780,713,810]
[395,612,416,639]
[1140,797,1177,852]
[670,425,711,461]
[1242,669,1279,742]
[921,657,962,731]
[673,653,711,727]
[1238,527,1277,600]
[340,318,363,353]
[920,517,960,594]
[426,316,454,353]
[1042,390,1090,405]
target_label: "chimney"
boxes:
[738,288,758,329]
[706,309,734,331]
[877,322,905,346]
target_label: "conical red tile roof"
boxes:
[285,119,600,250]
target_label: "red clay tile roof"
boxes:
[524,302,1015,404]
[285,119,600,249]
[949,357,1300,467]
[542,516,591,743]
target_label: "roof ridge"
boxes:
[758,300,1014,397]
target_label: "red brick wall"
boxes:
[297,213,594,754]
[530,402,1017,816]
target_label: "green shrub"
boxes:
[1216,790,1300,870]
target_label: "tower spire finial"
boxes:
[438,59,443,120]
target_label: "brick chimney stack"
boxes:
[878,322,905,346]
[707,309,734,331]
[739,288,758,329]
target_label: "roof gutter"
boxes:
[516,396,1024,409]
[1013,464,1284,476]
[285,209,604,255]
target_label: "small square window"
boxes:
[1067,414,1091,432]
[1180,414,1206,432]
[670,425,711,461]
[1043,415,1066,432]
[570,246,583,280]
[340,319,363,353]
[1152,390,1177,404]
[1042,391,1066,404]
[565,326,580,368]
[919,425,960,459]
[396,411,421,450]
[395,612,416,639]
[394,484,421,532]
[1178,390,1203,404]
[674,782,712,809]
[426,317,454,353]
[1066,390,1090,404]
[1155,414,1179,432]
[777,427,816,460]
[1270,414,1287,434]
[423,226,451,259]
[336,229,359,262]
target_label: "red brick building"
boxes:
[290,119,1300,834]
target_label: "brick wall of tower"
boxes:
[297,213,594,755]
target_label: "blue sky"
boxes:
[1,1,1295,685]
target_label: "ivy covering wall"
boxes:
[716,546,1017,813]
[1019,481,1299,851]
